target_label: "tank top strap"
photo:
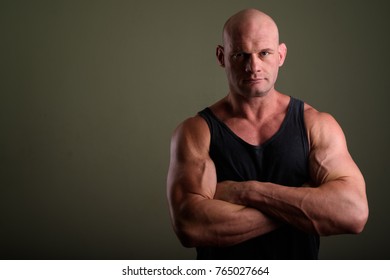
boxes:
[288,96,309,156]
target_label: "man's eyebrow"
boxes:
[231,47,275,53]
[260,48,275,52]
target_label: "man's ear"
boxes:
[278,43,287,67]
[216,45,225,67]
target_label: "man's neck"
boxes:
[226,89,282,121]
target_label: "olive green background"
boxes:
[1,0,389,259]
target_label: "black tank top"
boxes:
[197,96,319,259]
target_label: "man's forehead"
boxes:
[226,35,278,51]
[224,24,278,47]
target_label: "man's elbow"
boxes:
[175,230,196,248]
[318,203,369,236]
[172,220,226,248]
[335,184,369,235]
[172,221,200,248]
[347,204,369,234]
[332,204,369,235]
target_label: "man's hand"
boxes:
[214,181,242,204]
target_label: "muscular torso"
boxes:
[196,94,320,259]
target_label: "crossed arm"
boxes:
[166,116,279,247]
[166,109,369,247]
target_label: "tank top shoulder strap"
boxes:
[198,107,217,136]
[288,96,305,123]
[287,96,309,155]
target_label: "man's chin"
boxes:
[240,89,270,98]
[238,84,273,97]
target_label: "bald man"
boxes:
[167,9,368,259]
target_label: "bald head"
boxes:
[222,9,279,47]
[216,9,287,98]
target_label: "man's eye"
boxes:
[260,51,270,57]
[233,53,244,59]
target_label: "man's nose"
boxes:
[245,54,261,73]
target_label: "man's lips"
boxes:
[243,78,265,84]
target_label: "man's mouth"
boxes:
[244,78,265,84]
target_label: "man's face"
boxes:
[218,24,286,98]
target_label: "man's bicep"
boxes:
[304,110,368,234]
[166,115,221,229]
[167,117,217,200]
[167,157,217,210]
[307,111,363,186]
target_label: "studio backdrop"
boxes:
[1,0,389,259]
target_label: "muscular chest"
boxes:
[225,115,285,146]
[209,117,310,185]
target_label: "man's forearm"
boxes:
[215,179,367,236]
[238,181,320,233]
[215,181,315,232]
[172,194,280,247]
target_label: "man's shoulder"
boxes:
[303,102,338,129]
[171,114,210,144]
[176,114,209,133]
[170,115,211,158]
[302,102,345,148]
